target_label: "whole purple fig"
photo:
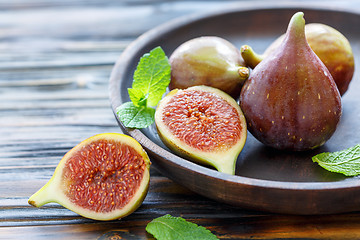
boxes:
[239,12,342,151]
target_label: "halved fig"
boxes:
[28,133,150,221]
[155,85,247,175]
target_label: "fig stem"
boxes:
[241,45,263,69]
[286,12,306,42]
[28,181,55,207]
[238,66,250,81]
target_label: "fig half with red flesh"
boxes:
[28,133,150,221]
[155,85,247,175]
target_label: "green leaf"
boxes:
[128,88,146,107]
[312,144,360,176]
[116,102,155,129]
[117,46,171,129]
[132,46,171,107]
[146,214,219,240]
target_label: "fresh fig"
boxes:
[28,133,150,221]
[155,85,247,175]
[241,23,354,96]
[169,36,249,99]
[239,12,342,151]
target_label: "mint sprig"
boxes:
[312,144,360,176]
[146,214,219,240]
[117,46,171,129]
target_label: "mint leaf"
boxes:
[132,46,171,107]
[146,214,219,240]
[128,88,147,107]
[117,46,171,129]
[312,144,360,176]
[117,102,155,129]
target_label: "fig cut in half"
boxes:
[155,85,247,175]
[28,133,151,221]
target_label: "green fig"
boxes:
[239,12,342,151]
[169,36,249,99]
[241,23,354,96]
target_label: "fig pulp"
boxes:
[239,12,342,151]
[28,133,151,221]
[155,85,247,175]
[241,23,354,96]
[169,36,249,99]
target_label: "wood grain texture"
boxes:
[2,0,360,239]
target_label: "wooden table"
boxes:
[2,0,360,239]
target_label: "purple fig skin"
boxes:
[239,12,342,151]
[169,36,249,99]
[262,23,355,96]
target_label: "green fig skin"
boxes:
[302,23,354,95]
[242,23,355,96]
[239,12,342,151]
[169,36,249,99]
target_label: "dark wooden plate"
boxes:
[109,4,360,214]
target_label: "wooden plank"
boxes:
[2,210,360,239]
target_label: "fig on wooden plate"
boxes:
[155,85,247,175]
[241,23,354,96]
[28,133,150,221]
[169,36,249,99]
[239,12,342,151]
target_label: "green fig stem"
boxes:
[28,180,56,207]
[238,66,250,80]
[286,12,306,42]
[240,45,264,69]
